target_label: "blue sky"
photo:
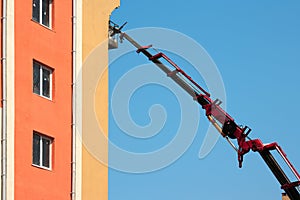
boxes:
[108,1,300,199]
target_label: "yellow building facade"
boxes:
[0,0,119,199]
[79,0,120,199]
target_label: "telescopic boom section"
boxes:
[109,22,300,200]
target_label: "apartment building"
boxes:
[0,0,119,199]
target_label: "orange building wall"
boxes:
[14,0,72,199]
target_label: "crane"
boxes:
[109,21,300,200]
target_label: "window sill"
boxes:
[33,93,53,102]
[31,19,55,32]
[32,164,52,171]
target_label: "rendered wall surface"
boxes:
[81,0,119,199]
[0,0,119,199]
[7,0,15,199]
[14,0,72,199]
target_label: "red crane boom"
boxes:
[109,21,300,200]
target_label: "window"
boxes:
[32,131,53,169]
[33,61,53,99]
[32,0,52,28]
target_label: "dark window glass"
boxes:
[32,0,40,22]
[42,0,50,26]
[32,133,40,166]
[33,61,52,99]
[42,138,50,168]
[32,132,52,169]
[42,68,50,98]
[32,0,51,28]
[33,62,40,95]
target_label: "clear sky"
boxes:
[108,1,300,200]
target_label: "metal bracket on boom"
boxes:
[213,99,222,106]
[109,20,127,37]
[136,45,153,53]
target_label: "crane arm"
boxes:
[109,22,300,200]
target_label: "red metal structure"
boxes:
[109,21,300,200]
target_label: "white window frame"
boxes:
[33,61,53,100]
[32,0,53,28]
[32,132,53,170]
